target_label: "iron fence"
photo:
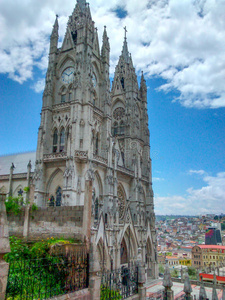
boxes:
[101,265,138,299]
[5,252,89,300]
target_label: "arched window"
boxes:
[94,198,99,220]
[53,129,58,153]
[60,128,65,152]
[56,187,62,206]
[112,122,118,136]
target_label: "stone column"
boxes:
[8,163,15,197]
[0,193,11,300]
[163,264,174,300]
[83,179,93,250]
[88,240,101,300]
[137,248,146,299]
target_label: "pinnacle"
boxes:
[77,0,86,12]
[51,15,59,38]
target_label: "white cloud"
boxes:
[152,177,165,182]
[0,0,225,108]
[154,171,225,215]
[188,169,206,176]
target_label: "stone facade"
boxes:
[0,0,157,277]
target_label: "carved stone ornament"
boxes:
[113,107,125,120]
[117,185,125,219]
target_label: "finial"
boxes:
[124,26,127,39]
[104,25,106,29]
[56,14,58,18]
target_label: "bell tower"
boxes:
[34,0,110,207]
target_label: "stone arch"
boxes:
[13,185,24,198]
[120,225,138,265]
[111,98,125,111]
[57,55,75,74]
[117,183,126,220]
[46,168,64,206]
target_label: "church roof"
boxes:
[0,151,36,175]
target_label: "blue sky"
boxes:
[0,0,225,215]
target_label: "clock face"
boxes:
[92,73,97,87]
[61,67,74,84]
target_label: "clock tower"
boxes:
[34,0,157,276]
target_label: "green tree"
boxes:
[159,264,165,274]
[171,269,179,278]
[187,267,197,280]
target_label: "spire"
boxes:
[51,15,59,39]
[101,26,110,62]
[121,26,129,63]
[141,71,147,89]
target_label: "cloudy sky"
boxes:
[0,0,225,215]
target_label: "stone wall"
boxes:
[7,206,84,240]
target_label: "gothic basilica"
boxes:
[0,0,157,277]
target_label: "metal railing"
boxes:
[5,253,89,300]
[101,266,138,299]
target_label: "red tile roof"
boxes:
[197,245,225,250]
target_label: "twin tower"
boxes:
[34,0,157,275]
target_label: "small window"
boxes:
[56,187,62,206]
[68,92,72,101]
[60,128,65,152]
[53,129,58,153]
[61,94,66,103]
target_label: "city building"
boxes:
[192,245,225,268]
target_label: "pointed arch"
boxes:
[120,225,138,265]
[57,55,75,73]
[13,185,24,198]
[46,168,64,206]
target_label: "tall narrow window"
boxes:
[60,128,65,152]
[119,121,125,135]
[95,134,99,155]
[53,129,58,153]
[61,93,66,103]
[94,198,99,220]
[121,77,124,89]
[56,187,62,206]
[113,122,118,136]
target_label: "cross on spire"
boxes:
[124,26,127,39]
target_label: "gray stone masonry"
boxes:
[7,206,84,240]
